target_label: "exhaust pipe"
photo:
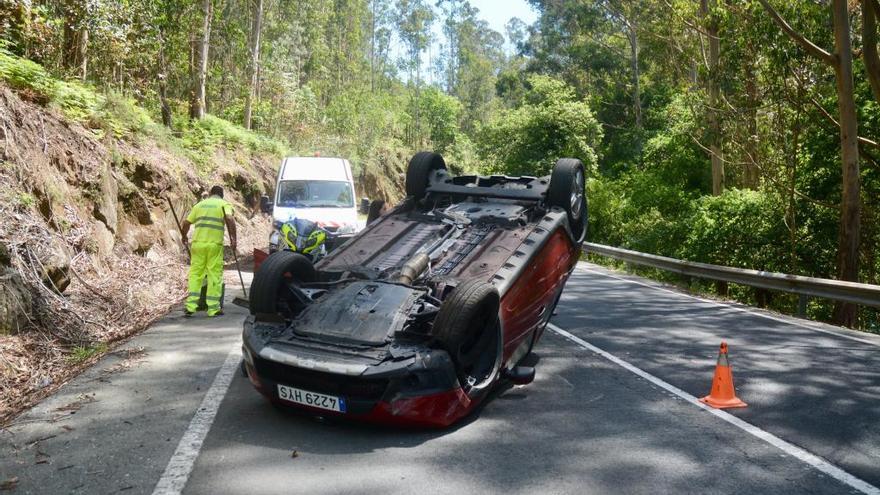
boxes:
[397,252,430,285]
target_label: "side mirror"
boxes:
[260,195,273,214]
[359,197,371,215]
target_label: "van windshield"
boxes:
[277,180,353,208]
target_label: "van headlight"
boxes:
[337,223,356,235]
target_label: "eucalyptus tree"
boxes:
[396,0,435,145]
[243,0,263,130]
[190,0,212,119]
[757,0,861,325]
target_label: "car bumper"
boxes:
[242,326,475,428]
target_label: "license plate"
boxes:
[277,384,347,413]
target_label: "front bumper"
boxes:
[242,319,475,428]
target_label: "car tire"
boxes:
[249,250,316,317]
[547,158,587,242]
[366,199,385,225]
[433,279,501,385]
[406,151,446,200]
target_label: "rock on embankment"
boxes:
[0,83,285,424]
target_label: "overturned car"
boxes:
[241,152,586,427]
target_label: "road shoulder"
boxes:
[0,274,248,495]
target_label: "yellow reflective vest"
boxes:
[186,196,233,245]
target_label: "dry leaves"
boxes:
[0,192,186,425]
[0,477,18,491]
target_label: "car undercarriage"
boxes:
[242,152,586,427]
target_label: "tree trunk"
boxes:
[189,0,213,120]
[415,69,422,147]
[743,55,760,189]
[243,0,263,130]
[757,0,862,326]
[157,35,173,129]
[62,1,88,81]
[628,20,642,158]
[861,0,880,103]
[76,29,88,81]
[830,0,861,326]
[786,94,802,273]
[701,0,724,195]
[370,0,376,92]
[448,25,456,94]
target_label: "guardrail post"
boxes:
[797,294,810,317]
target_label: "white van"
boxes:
[261,156,362,252]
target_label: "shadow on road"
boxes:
[186,331,847,495]
[552,265,880,488]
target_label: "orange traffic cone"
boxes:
[700,342,747,409]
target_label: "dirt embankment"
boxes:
[0,85,276,423]
[356,147,407,206]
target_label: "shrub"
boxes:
[180,114,288,156]
[95,92,154,138]
[477,75,602,177]
[0,47,56,97]
[418,87,462,155]
[681,189,791,272]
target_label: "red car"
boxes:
[241,152,586,427]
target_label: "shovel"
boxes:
[231,247,250,309]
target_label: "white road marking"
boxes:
[547,322,880,495]
[152,344,241,495]
[577,264,880,348]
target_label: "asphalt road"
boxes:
[1,262,879,494]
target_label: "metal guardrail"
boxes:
[583,242,880,309]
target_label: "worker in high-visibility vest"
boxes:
[179,185,237,317]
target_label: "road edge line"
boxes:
[577,265,880,348]
[546,322,880,495]
[152,344,241,495]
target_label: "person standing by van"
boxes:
[180,185,237,317]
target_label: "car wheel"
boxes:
[547,158,587,242]
[366,199,385,225]
[433,279,501,392]
[249,250,316,317]
[406,151,446,200]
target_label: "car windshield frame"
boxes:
[276,180,354,208]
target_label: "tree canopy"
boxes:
[1,0,879,329]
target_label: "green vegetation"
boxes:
[0,47,55,97]
[16,192,34,208]
[179,115,287,156]
[67,343,108,364]
[478,75,602,176]
[1,0,878,329]
[516,1,880,330]
[1,49,149,138]
[0,48,285,159]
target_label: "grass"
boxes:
[16,192,34,208]
[0,48,288,158]
[0,49,55,96]
[180,114,288,156]
[67,343,109,364]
